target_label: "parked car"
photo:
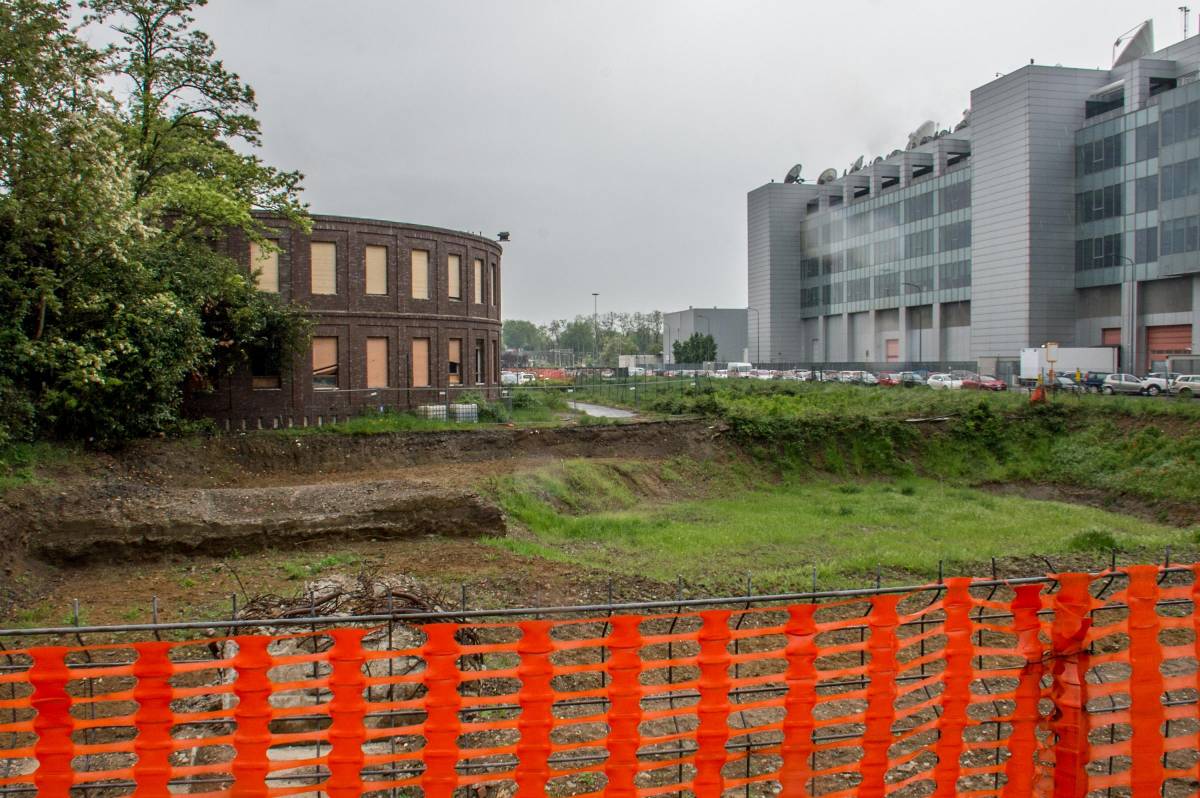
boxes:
[877,372,899,387]
[1140,372,1182,396]
[927,373,962,390]
[501,371,519,386]
[841,370,878,385]
[896,371,927,388]
[1082,371,1110,393]
[1101,373,1145,395]
[1050,376,1083,393]
[962,374,1008,391]
[1170,374,1200,398]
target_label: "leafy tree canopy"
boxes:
[672,332,718,364]
[0,0,308,446]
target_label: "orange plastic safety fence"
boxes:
[2,567,1200,797]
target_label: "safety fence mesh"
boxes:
[1,565,1198,796]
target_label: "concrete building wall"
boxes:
[662,308,749,363]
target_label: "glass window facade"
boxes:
[795,167,971,317]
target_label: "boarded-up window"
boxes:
[448,255,462,299]
[311,242,337,295]
[448,338,462,385]
[312,337,338,389]
[365,246,387,295]
[490,263,497,306]
[365,337,389,388]
[473,259,484,304]
[250,242,279,293]
[411,250,430,299]
[475,339,485,384]
[412,338,431,387]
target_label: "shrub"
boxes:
[1066,528,1120,553]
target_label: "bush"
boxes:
[457,392,510,423]
[1066,528,1120,553]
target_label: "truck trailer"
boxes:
[1019,346,1118,384]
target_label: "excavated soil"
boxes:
[110,419,725,488]
[0,419,728,615]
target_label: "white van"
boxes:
[727,362,754,376]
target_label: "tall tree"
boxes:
[84,0,307,235]
[0,0,309,445]
[672,333,717,364]
[502,319,547,351]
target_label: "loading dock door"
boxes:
[1146,324,1192,372]
[886,339,899,362]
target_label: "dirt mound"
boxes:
[6,480,505,563]
[114,419,727,488]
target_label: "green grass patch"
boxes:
[489,461,1189,591]
[0,440,84,494]
[281,552,361,581]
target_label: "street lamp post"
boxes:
[901,281,925,365]
[746,307,761,364]
[1114,256,1137,374]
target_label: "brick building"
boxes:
[185,213,502,429]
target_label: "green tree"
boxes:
[0,0,309,445]
[502,319,547,351]
[559,318,596,361]
[672,332,717,364]
[84,0,307,232]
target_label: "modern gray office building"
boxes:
[748,21,1199,378]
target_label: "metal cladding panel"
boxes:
[1027,70,1115,349]
[969,67,1111,358]
[748,183,809,362]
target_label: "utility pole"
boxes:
[1183,6,1192,38]
[591,292,599,365]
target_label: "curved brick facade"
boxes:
[186,213,502,429]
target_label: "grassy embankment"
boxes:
[485,381,1200,589]
[486,458,1194,592]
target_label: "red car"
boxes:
[877,372,900,387]
[961,374,1007,391]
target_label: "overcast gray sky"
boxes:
[177,1,1185,323]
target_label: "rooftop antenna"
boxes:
[1182,6,1191,38]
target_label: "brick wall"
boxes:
[185,213,503,429]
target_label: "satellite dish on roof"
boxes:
[816,168,838,185]
[1114,20,1153,68]
[850,155,864,172]
[784,164,803,183]
[872,156,883,164]
[907,120,936,150]
[888,149,903,158]
[953,109,971,132]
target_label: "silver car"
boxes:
[1101,373,1145,395]
[1170,374,1200,398]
